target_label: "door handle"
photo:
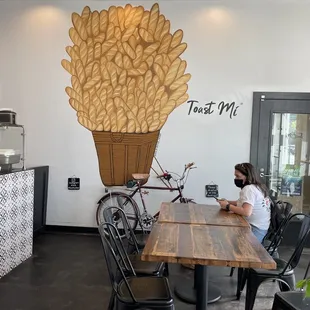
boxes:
[260,173,272,178]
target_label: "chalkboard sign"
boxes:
[205,184,219,198]
[68,177,80,190]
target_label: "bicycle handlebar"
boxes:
[156,162,196,181]
[185,162,195,169]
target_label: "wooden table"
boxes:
[141,223,276,310]
[158,202,249,227]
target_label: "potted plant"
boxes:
[297,278,310,298]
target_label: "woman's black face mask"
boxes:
[234,179,244,188]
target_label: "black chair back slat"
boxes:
[271,213,310,274]
[98,223,137,303]
[265,200,293,244]
[116,195,148,235]
[103,206,140,253]
[104,219,136,275]
[303,260,310,280]
[287,215,310,271]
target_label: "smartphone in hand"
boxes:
[214,197,225,201]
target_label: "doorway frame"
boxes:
[250,92,310,246]
[250,92,310,167]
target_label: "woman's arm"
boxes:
[218,200,253,217]
[227,200,237,205]
[229,203,252,217]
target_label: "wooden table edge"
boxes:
[157,219,250,227]
[140,253,277,270]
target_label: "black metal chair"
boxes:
[230,200,293,278]
[98,223,174,310]
[272,260,310,310]
[236,202,294,299]
[245,213,310,310]
[103,206,165,277]
[263,200,293,257]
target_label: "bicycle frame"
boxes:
[127,181,185,217]
[97,159,195,229]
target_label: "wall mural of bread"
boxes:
[61,3,191,186]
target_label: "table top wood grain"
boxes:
[141,223,276,269]
[158,202,249,227]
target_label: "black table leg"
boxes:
[236,268,249,300]
[236,268,243,300]
[174,265,221,308]
[196,265,208,310]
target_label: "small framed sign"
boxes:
[205,184,219,198]
[68,177,80,190]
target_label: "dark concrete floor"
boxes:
[0,233,309,310]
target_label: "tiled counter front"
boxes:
[0,170,34,278]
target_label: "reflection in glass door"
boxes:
[268,113,310,214]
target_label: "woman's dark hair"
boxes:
[235,163,269,197]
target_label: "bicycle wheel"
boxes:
[96,192,139,238]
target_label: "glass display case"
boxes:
[0,109,25,174]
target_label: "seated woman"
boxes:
[217,163,271,243]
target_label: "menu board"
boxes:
[205,184,219,198]
[68,177,80,190]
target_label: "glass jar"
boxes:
[0,124,24,173]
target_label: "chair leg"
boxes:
[230,267,235,277]
[245,273,262,310]
[164,262,169,276]
[108,291,115,310]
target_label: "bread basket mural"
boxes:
[61,3,191,186]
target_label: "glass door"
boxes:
[251,93,310,214]
[267,113,310,213]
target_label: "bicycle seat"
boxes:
[132,173,150,181]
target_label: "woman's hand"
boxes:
[218,199,229,209]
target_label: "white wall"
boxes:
[1,0,310,227]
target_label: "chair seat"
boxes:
[129,253,164,276]
[118,276,173,302]
[132,173,150,181]
[251,258,294,276]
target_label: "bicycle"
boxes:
[96,158,196,237]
